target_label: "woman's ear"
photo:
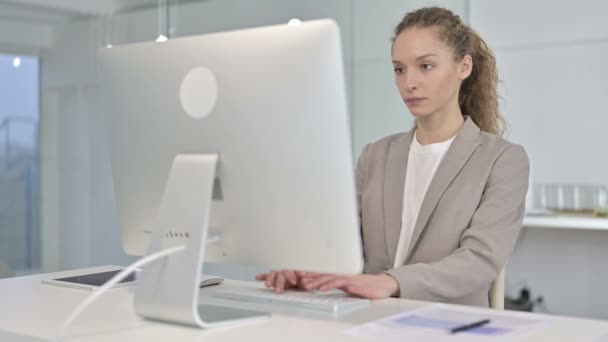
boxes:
[459,54,473,80]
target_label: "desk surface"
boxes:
[523,215,608,231]
[1,265,608,341]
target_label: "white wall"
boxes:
[40,19,122,271]
[470,0,608,187]
[0,19,52,50]
[508,227,608,319]
[470,0,608,319]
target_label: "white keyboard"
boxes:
[214,287,370,313]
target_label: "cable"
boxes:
[56,245,186,340]
[534,296,551,314]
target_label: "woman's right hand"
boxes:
[255,270,312,293]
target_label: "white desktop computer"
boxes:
[97,19,364,327]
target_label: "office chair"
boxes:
[490,266,506,309]
[0,260,14,279]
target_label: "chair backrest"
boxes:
[490,266,506,309]
[0,260,14,279]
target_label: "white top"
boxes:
[394,132,455,268]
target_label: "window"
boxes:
[0,53,40,276]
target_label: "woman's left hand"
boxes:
[299,273,400,300]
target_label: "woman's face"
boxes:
[391,27,471,119]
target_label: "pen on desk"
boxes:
[450,319,491,334]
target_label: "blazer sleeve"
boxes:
[386,144,530,301]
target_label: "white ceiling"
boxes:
[0,0,159,16]
[0,0,164,50]
[0,0,180,26]
[0,0,202,49]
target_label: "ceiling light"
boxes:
[288,18,302,26]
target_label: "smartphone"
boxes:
[41,269,137,291]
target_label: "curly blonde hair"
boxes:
[392,7,507,136]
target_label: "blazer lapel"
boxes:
[404,117,481,263]
[383,130,414,265]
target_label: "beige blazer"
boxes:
[356,117,529,307]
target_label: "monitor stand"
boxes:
[133,154,268,328]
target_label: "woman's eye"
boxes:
[421,64,433,70]
[393,67,404,74]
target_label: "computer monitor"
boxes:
[98,19,362,275]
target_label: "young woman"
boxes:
[257,7,529,307]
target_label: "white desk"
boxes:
[523,216,608,231]
[1,265,608,341]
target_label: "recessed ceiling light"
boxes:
[288,18,302,26]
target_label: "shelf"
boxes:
[522,215,608,231]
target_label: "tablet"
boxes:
[41,269,137,291]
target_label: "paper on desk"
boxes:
[345,304,550,342]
